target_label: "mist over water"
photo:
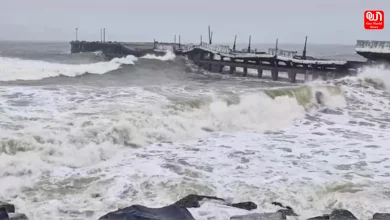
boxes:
[0,42,389,220]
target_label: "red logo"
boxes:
[364,10,384,30]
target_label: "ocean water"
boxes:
[0,41,389,220]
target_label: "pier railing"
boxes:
[200,42,231,54]
[355,40,390,53]
[268,48,297,58]
[155,44,175,52]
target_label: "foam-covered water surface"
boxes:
[0,42,389,220]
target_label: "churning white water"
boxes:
[0,48,389,220]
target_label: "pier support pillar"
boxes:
[229,66,235,74]
[256,61,262,78]
[229,59,236,74]
[312,73,319,80]
[199,52,205,68]
[219,56,224,73]
[271,62,279,81]
[312,68,319,80]
[288,70,297,83]
[305,70,309,81]
[311,65,319,80]
[322,72,329,81]
[271,69,279,81]
[243,59,248,76]
[257,68,263,78]
[209,53,214,71]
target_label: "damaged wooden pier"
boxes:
[158,38,366,83]
[70,27,372,83]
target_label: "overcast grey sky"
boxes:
[0,0,389,44]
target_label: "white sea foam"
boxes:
[0,55,138,81]
[141,50,176,61]
[356,65,390,92]
[0,67,390,219]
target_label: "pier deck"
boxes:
[154,42,367,82]
[70,31,371,83]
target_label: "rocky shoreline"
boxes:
[1,195,389,220]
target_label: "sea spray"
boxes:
[0,55,138,81]
[263,85,345,109]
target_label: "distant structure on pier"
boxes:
[355,40,390,62]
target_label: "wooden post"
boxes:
[75,28,78,41]
[219,56,224,72]
[243,59,248,76]
[304,65,310,81]
[312,65,318,80]
[303,36,308,59]
[229,59,235,74]
[208,26,212,44]
[209,53,214,70]
[200,35,202,44]
[288,70,297,83]
[275,38,278,55]
[256,60,263,78]
[233,35,237,51]
[271,61,279,81]
[199,52,205,67]
[103,28,106,42]
[322,72,329,81]
[247,35,251,52]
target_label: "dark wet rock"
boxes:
[271,202,298,216]
[277,208,298,217]
[0,207,9,220]
[373,213,390,220]
[91,193,101,198]
[241,157,250,163]
[98,204,195,220]
[358,121,376,127]
[174,194,225,208]
[278,148,292,153]
[231,202,257,211]
[0,203,14,213]
[364,145,381,149]
[230,212,286,220]
[8,213,28,220]
[329,209,357,220]
[0,205,28,220]
[315,91,324,105]
[307,214,329,220]
[320,108,343,115]
[174,194,257,211]
[201,127,214,132]
[307,209,357,220]
[312,132,326,136]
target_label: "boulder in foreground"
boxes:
[230,212,286,220]
[0,203,28,220]
[372,213,390,220]
[98,204,195,220]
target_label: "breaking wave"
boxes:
[0,55,138,81]
[1,54,390,219]
[141,50,176,61]
[0,51,177,82]
[355,65,390,92]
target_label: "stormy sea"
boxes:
[0,41,389,220]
